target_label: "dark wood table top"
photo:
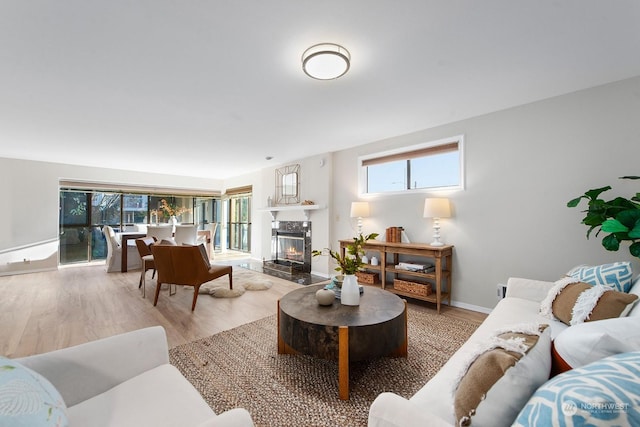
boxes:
[279,284,405,328]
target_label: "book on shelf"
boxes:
[395,262,435,273]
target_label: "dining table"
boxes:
[119,232,146,272]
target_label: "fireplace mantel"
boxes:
[260,204,324,221]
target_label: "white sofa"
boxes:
[15,326,254,427]
[368,275,640,427]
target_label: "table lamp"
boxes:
[423,198,451,246]
[350,202,370,235]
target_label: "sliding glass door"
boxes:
[59,188,220,265]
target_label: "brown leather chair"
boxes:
[150,244,233,311]
[135,237,157,297]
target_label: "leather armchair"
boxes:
[151,244,233,311]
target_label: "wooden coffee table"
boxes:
[277,284,407,400]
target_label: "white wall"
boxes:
[0,158,221,275]
[331,76,640,310]
[235,153,334,277]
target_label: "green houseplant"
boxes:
[567,176,640,259]
[313,233,379,306]
[312,233,379,275]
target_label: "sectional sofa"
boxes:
[369,266,640,426]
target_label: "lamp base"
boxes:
[430,240,445,247]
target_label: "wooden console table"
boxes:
[339,240,453,313]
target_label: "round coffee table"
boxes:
[277,284,407,400]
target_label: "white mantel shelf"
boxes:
[259,204,324,221]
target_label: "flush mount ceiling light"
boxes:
[302,43,350,80]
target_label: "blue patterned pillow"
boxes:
[567,262,634,293]
[0,356,68,426]
[514,351,640,426]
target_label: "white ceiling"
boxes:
[1,1,639,180]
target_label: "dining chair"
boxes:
[174,224,198,245]
[103,225,141,272]
[135,237,157,297]
[150,244,233,311]
[146,225,174,242]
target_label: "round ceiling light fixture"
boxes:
[302,43,351,80]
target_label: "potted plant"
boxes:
[567,176,640,259]
[312,233,379,306]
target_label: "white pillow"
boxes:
[553,316,640,368]
[628,275,640,316]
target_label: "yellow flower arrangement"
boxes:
[151,199,191,220]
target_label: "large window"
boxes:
[59,188,220,265]
[359,135,464,195]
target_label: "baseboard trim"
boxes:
[449,300,492,314]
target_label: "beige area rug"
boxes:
[169,307,479,427]
[199,267,273,298]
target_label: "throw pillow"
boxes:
[567,262,633,292]
[514,351,640,427]
[0,356,68,426]
[452,324,551,426]
[540,277,638,326]
[553,316,640,370]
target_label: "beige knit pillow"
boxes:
[541,278,638,326]
[453,324,551,426]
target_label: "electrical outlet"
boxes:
[496,283,507,299]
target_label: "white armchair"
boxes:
[103,226,141,273]
[15,326,255,427]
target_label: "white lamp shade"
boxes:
[350,201,370,218]
[423,198,451,218]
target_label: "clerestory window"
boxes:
[359,135,464,195]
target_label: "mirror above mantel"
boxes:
[275,164,300,205]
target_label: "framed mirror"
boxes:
[275,164,300,204]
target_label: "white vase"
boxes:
[341,274,360,306]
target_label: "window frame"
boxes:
[358,135,465,196]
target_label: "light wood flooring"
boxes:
[0,259,487,358]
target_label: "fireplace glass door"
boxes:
[275,234,305,266]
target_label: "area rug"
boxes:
[199,267,274,297]
[169,307,479,427]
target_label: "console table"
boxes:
[339,240,453,313]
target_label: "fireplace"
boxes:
[263,221,311,274]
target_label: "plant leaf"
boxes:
[630,242,640,258]
[585,186,612,200]
[567,196,584,208]
[617,209,640,228]
[629,220,640,239]
[619,176,640,180]
[601,219,630,233]
[602,234,620,251]
[585,225,599,239]
[582,211,606,227]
